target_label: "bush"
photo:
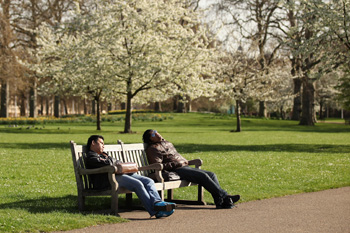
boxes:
[0,113,173,125]
[108,109,155,115]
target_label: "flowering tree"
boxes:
[315,72,341,119]
[307,0,350,111]
[33,0,213,131]
[209,0,283,117]
[278,0,350,125]
[214,43,292,131]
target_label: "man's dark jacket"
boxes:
[145,140,188,171]
[85,150,116,190]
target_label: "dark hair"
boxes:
[87,135,104,151]
[142,129,153,144]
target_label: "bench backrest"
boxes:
[71,140,150,191]
[118,141,152,176]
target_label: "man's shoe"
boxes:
[154,201,176,212]
[155,209,175,218]
[224,195,240,204]
[216,203,234,209]
[216,194,240,209]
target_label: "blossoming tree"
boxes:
[33,0,213,131]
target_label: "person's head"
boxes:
[87,135,104,154]
[142,129,162,144]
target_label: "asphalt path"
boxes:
[57,187,350,233]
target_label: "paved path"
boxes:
[61,187,350,233]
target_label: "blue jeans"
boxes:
[176,166,228,205]
[115,173,161,216]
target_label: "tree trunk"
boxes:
[62,99,68,115]
[96,97,101,131]
[176,95,186,113]
[121,102,126,110]
[39,96,43,116]
[299,77,315,126]
[291,78,302,121]
[154,102,162,112]
[280,105,285,120]
[46,98,49,116]
[319,99,324,120]
[124,92,132,133]
[173,96,178,111]
[20,93,26,116]
[0,0,11,118]
[177,101,186,113]
[0,80,9,118]
[91,100,96,115]
[84,98,87,114]
[29,85,37,118]
[258,101,266,118]
[54,95,60,117]
[235,100,241,132]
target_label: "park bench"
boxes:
[70,140,206,215]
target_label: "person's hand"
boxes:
[179,160,188,167]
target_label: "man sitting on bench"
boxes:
[85,135,175,218]
[142,130,240,209]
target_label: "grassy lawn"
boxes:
[0,113,349,232]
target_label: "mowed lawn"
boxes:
[0,113,349,232]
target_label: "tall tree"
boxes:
[214,44,289,131]
[0,0,15,117]
[33,0,212,132]
[277,1,322,125]
[309,0,350,111]
[284,0,302,121]
[211,0,282,117]
[281,0,350,125]
[6,0,77,117]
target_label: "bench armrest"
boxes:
[79,166,119,191]
[78,165,117,175]
[138,163,163,171]
[138,163,164,182]
[188,159,203,168]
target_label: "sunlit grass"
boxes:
[0,112,349,232]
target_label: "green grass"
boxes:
[0,112,349,232]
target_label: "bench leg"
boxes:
[78,194,85,211]
[158,190,164,201]
[167,189,174,201]
[126,193,133,207]
[197,185,206,205]
[111,191,119,215]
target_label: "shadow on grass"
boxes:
[0,195,79,214]
[0,195,135,215]
[0,128,84,134]
[0,142,69,150]
[177,143,350,154]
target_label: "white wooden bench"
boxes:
[70,140,206,215]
